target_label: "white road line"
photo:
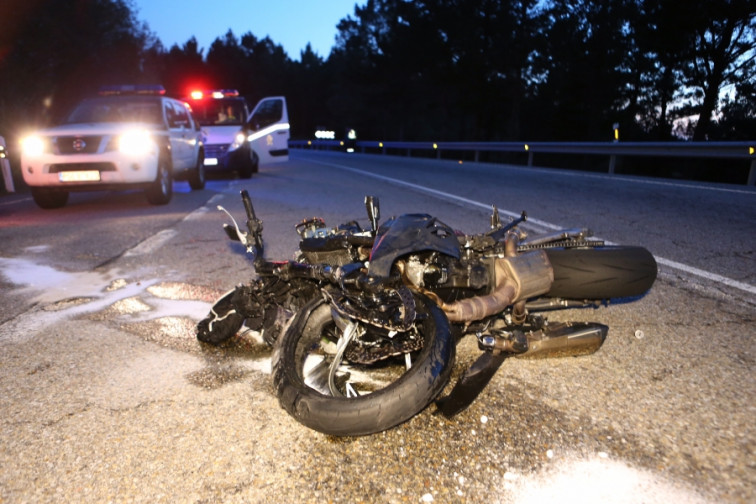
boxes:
[0,196,32,206]
[310,160,561,230]
[124,229,178,256]
[654,257,756,295]
[311,159,756,296]
[123,194,222,256]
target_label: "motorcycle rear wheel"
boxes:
[273,293,454,436]
[545,246,657,300]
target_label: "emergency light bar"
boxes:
[189,89,240,100]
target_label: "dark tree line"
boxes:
[1,0,754,148]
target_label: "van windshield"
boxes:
[189,98,246,126]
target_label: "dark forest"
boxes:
[1,0,754,146]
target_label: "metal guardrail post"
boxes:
[749,159,755,186]
[609,155,616,174]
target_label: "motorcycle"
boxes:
[197,191,657,436]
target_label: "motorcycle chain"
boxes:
[517,239,604,251]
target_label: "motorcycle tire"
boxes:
[273,293,455,436]
[544,246,657,300]
[196,290,244,344]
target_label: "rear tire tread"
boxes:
[545,246,657,299]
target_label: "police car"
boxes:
[186,90,289,178]
[20,85,205,209]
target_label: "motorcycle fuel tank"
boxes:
[367,214,460,279]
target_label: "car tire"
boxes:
[239,152,258,179]
[188,151,205,190]
[145,158,173,205]
[239,162,253,179]
[31,187,69,209]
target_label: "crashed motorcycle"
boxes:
[197,191,657,436]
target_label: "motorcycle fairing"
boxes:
[368,214,460,279]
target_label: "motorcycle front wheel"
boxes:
[273,293,454,436]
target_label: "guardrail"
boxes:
[290,139,756,186]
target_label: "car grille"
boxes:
[55,136,103,154]
[205,144,229,159]
[49,163,116,173]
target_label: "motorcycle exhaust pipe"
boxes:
[515,321,608,359]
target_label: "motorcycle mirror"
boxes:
[365,196,380,233]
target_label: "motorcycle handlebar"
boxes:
[240,190,264,255]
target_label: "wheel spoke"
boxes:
[303,355,331,394]
[345,382,359,398]
[328,321,357,396]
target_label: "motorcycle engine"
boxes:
[298,220,371,266]
[402,252,491,302]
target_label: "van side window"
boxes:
[249,99,283,130]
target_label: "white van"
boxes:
[187,90,289,178]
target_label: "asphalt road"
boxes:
[0,150,754,503]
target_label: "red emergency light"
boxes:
[189,89,240,100]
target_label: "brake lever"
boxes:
[217,205,251,248]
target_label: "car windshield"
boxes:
[65,96,163,125]
[189,98,245,126]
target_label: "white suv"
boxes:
[20,85,205,208]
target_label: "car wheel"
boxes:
[239,162,253,179]
[239,152,258,179]
[188,152,205,190]
[145,158,173,205]
[31,187,69,209]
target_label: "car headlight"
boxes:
[118,130,155,156]
[228,132,246,152]
[20,135,47,157]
